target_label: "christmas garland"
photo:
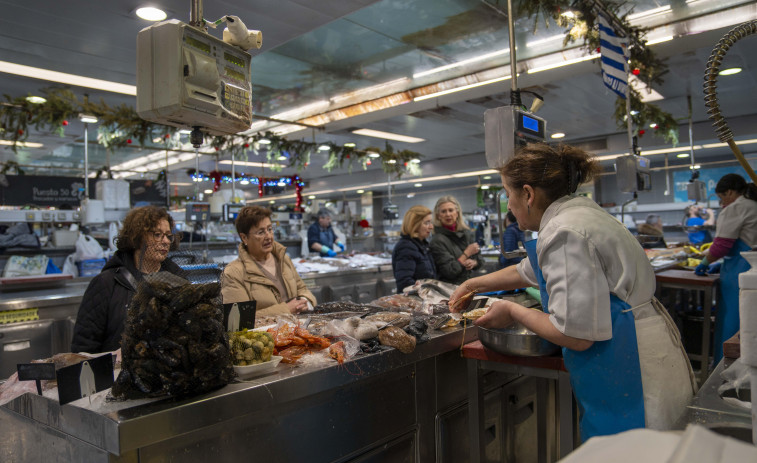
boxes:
[0,89,422,177]
[517,0,679,144]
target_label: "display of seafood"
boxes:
[112,277,234,399]
[267,323,332,364]
[229,330,275,366]
[364,312,412,328]
[404,279,459,304]
[313,301,383,314]
[369,294,424,312]
[0,352,109,406]
[378,326,416,354]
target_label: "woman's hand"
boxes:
[465,242,480,256]
[462,258,477,270]
[448,281,476,312]
[286,297,309,314]
[474,300,515,329]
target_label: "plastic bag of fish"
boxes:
[112,274,234,399]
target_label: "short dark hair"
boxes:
[235,206,272,235]
[116,206,177,252]
[506,211,517,224]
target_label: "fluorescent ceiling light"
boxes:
[308,195,316,199]
[701,138,757,149]
[170,182,193,186]
[258,138,271,145]
[136,7,167,21]
[527,54,598,74]
[352,128,425,144]
[203,189,213,194]
[219,160,280,168]
[628,6,671,22]
[271,100,329,121]
[676,153,690,158]
[240,180,250,185]
[690,165,701,170]
[414,183,422,187]
[450,169,498,178]
[414,75,511,102]
[331,78,409,104]
[344,142,356,148]
[357,189,365,194]
[277,155,287,161]
[526,34,565,48]
[413,49,509,79]
[0,140,43,148]
[629,76,664,102]
[719,67,742,76]
[179,129,192,134]
[410,158,421,163]
[646,35,674,45]
[641,146,701,155]
[551,133,566,139]
[25,96,46,104]
[269,200,275,204]
[0,60,136,95]
[387,159,397,164]
[367,152,381,158]
[318,145,331,151]
[481,185,490,190]
[79,114,98,124]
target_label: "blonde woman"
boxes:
[392,205,436,293]
[429,196,483,284]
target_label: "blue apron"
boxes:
[713,239,752,363]
[318,227,336,248]
[524,239,646,441]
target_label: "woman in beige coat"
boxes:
[221,206,315,317]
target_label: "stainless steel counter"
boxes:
[0,324,547,462]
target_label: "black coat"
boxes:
[392,235,436,293]
[429,225,485,285]
[70,251,183,353]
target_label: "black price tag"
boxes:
[223,301,256,332]
[17,363,56,395]
[56,354,114,405]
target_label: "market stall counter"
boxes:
[1,321,550,462]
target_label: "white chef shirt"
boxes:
[715,195,757,247]
[516,196,656,341]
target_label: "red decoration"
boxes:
[17,129,23,135]
[258,178,264,197]
[366,160,371,165]
[126,139,132,144]
[244,143,249,148]
[638,129,645,135]
[61,120,68,126]
[632,68,640,76]
[346,154,350,159]
[209,171,222,192]
[164,133,170,139]
[294,175,303,212]
[215,147,219,151]
[596,47,600,53]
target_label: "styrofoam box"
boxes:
[52,230,78,247]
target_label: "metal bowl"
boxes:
[478,323,560,357]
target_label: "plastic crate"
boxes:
[77,258,107,277]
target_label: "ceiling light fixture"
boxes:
[0,60,137,95]
[269,200,275,204]
[179,129,192,134]
[413,49,510,79]
[410,158,421,164]
[719,67,742,76]
[676,153,690,158]
[204,189,213,194]
[526,34,566,48]
[258,138,271,145]
[629,76,664,102]
[407,193,415,198]
[414,75,511,102]
[25,96,46,104]
[367,152,381,158]
[136,7,167,21]
[551,132,566,139]
[387,159,397,164]
[690,164,701,170]
[414,183,422,187]
[318,144,331,151]
[352,128,425,144]
[308,195,316,199]
[79,114,98,124]
[483,176,491,180]
[219,160,280,168]
[357,189,365,194]
[481,185,490,190]
[277,155,287,161]
[240,179,250,185]
[344,142,356,148]
[646,35,674,45]
[527,54,598,74]
[0,140,43,148]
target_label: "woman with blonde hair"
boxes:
[429,195,483,284]
[392,205,436,292]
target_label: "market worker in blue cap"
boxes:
[448,143,696,442]
[307,208,345,257]
[695,173,757,363]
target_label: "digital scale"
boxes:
[185,202,211,222]
[136,19,253,135]
[222,203,244,222]
[484,106,546,169]
[615,155,652,193]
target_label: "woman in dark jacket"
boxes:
[71,206,182,353]
[430,196,484,285]
[392,205,436,293]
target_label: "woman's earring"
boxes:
[527,204,530,214]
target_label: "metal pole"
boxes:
[231,153,236,203]
[688,95,696,167]
[626,78,633,154]
[190,0,203,28]
[506,0,517,92]
[84,123,89,199]
[165,148,171,208]
[194,146,200,201]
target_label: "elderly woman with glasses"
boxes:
[222,206,315,317]
[72,206,183,353]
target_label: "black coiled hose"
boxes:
[703,20,757,183]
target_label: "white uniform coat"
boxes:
[516,196,696,430]
[715,195,757,246]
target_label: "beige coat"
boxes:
[221,242,316,317]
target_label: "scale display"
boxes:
[222,203,244,222]
[484,106,546,169]
[185,202,211,223]
[136,19,253,136]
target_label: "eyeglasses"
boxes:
[150,231,174,241]
[250,226,275,239]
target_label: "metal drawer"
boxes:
[0,319,54,378]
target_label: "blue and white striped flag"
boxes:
[598,14,629,98]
